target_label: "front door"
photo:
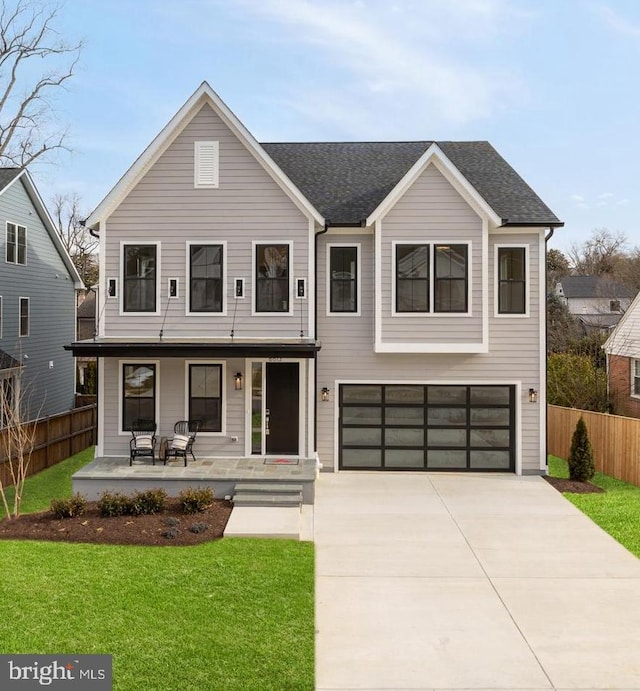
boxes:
[265,362,299,454]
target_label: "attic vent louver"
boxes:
[194,141,219,188]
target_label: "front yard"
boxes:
[0,450,314,691]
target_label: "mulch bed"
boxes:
[543,475,604,494]
[0,498,233,546]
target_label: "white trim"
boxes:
[366,143,502,227]
[390,240,472,317]
[482,219,489,348]
[375,341,488,353]
[86,82,324,228]
[251,241,294,316]
[184,360,227,436]
[325,227,373,236]
[18,296,29,337]
[168,278,179,299]
[538,232,546,471]
[374,219,382,348]
[308,219,316,337]
[494,243,530,318]
[119,241,161,316]
[118,360,160,435]
[326,242,361,317]
[307,359,314,458]
[233,278,245,299]
[98,221,107,337]
[0,295,3,339]
[333,379,523,475]
[194,140,219,189]
[630,359,640,399]
[185,241,227,316]
[107,277,118,299]
[295,277,307,300]
[97,357,105,455]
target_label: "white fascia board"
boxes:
[18,170,84,288]
[86,82,324,229]
[365,142,503,228]
[374,341,488,354]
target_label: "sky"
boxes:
[19,0,640,254]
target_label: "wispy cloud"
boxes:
[570,191,631,210]
[223,0,531,134]
[594,4,640,38]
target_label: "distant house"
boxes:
[76,290,96,394]
[604,291,640,417]
[0,168,84,421]
[555,275,635,333]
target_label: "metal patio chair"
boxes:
[129,419,157,465]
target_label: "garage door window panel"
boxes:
[386,450,424,468]
[342,449,382,467]
[342,428,382,446]
[386,428,424,446]
[470,450,511,469]
[428,450,467,468]
[470,429,510,448]
[428,386,467,404]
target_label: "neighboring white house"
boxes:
[67,82,562,475]
[555,275,635,333]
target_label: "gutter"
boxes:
[544,227,555,474]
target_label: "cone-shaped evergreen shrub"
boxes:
[568,416,595,482]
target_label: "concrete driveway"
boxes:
[314,472,640,691]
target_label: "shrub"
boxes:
[568,416,596,482]
[130,488,167,515]
[97,491,129,517]
[50,493,87,519]
[164,516,180,527]
[189,522,209,534]
[178,487,214,514]
[163,527,179,540]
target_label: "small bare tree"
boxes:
[0,0,82,167]
[0,371,39,519]
[52,192,98,286]
[567,228,627,277]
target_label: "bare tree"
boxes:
[0,0,82,167]
[52,192,98,286]
[0,370,38,519]
[567,228,628,277]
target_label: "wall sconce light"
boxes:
[321,387,330,402]
[234,372,243,391]
[528,388,538,404]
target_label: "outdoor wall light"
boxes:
[528,388,538,404]
[234,372,243,391]
[321,387,330,402]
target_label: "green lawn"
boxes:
[548,455,640,558]
[0,448,315,691]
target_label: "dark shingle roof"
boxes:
[262,141,561,227]
[558,275,636,299]
[0,167,22,192]
[0,349,21,371]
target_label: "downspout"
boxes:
[544,227,554,473]
[313,221,330,455]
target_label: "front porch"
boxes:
[73,456,318,504]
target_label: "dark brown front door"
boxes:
[266,362,299,454]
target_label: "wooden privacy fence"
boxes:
[548,404,640,487]
[0,404,96,487]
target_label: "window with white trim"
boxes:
[189,244,223,312]
[122,363,156,430]
[0,374,16,428]
[498,246,526,314]
[194,141,219,188]
[6,223,26,265]
[19,297,29,337]
[188,363,222,432]
[633,360,640,397]
[396,244,429,312]
[434,244,468,313]
[123,244,157,312]
[329,245,358,313]
[255,244,290,312]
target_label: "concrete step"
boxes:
[232,493,302,508]
[234,482,304,494]
[224,507,301,539]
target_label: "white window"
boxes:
[633,360,640,397]
[328,244,360,315]
[19,297,29,337]
[194,141,219,188]
[253,242,292,314]
[6,222,26,265]
[121,243,159,314]
[187,243,225,314]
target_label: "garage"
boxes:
[339,384,515,471]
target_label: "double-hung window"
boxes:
[329,245,358,313]
[188,364,222,432]
[633,360,640,397]
[6,223,26,265]
[395,243,469,313]
[498,247,526,314]
[255,244,290,313]
[122,363,156,430]
[189,244,224,312]
[19,297,29,337]
[123,244,157,313]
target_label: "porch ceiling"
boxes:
[64,339,321,359]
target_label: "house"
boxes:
[555,275,635,334]
[603,290,640,417]
[76,290,97,396]
[67,82,562,476]
[0,168,83,422]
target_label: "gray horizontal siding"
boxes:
[103,103,311,340]
[0,179,76,419]
[379,164,483,344]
